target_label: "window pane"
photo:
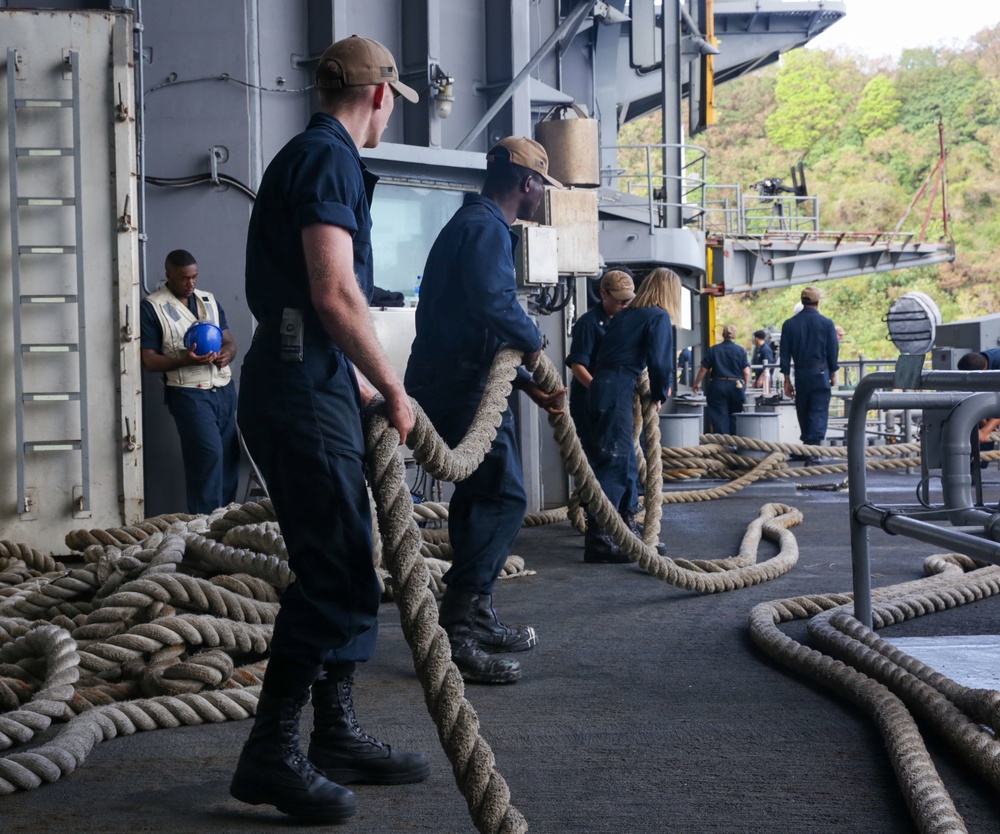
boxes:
[679,285,692,330]
[370,184,468,303]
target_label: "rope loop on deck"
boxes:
[1,346,804,834]
[750,557,1000,834]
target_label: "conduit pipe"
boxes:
[939,391,1000,526]
[848,369,1000,627]
[852,504,1000,565]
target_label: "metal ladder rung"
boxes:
[15,147,74,157]
[15,97,73,108]
[7,47,92,514]
[25,440,82,452]
[18,245,76,254]
[20,294,79,304]
[21,343,80,353]
[18,197,76,206]
[23,392,81,402]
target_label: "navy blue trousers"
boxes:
[569,386,595,459]
[412,383,526,595]
[705,379,744,435]
[238,336,380,696]
[164,383,239,514]
[794,371,832,444]
[586,370,639,516]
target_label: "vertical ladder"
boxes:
[6,49,90,515]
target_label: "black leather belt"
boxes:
[252,322,335,348]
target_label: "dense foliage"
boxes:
[618,26,1000,360]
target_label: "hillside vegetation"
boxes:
[619,26,1000,359]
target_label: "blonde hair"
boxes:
[722,324,737,340]
[631,267,681,322]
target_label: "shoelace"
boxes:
[341,686,386,749]
[284,745,323,779]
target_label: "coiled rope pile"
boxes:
[1,346,994,832]
[750,553,1000,834]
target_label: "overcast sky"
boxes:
[806,3,999,58]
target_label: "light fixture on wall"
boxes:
[430,63,454,119]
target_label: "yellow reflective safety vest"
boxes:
[146,286,232,390]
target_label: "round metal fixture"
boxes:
[886,291,941,355]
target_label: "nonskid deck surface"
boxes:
[4,471,1000,833]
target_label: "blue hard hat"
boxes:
[184,321,223,356]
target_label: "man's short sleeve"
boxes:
[289,143,361,232]
[566,315,598,368]
[140,298,163,351]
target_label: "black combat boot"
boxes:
[307,676,430,785]
[471,594,538,653]
[229,691,356,822]
[438,588,522,684]
[583,520,630,564]
[623,512,668,556]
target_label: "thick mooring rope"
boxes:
[358,349,807,832]
[521,353,803,589]
[1,346,802,833]
[0,528,273,795]
[750,555,1000,834]
[364,348,530,834]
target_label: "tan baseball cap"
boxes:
[801,286,821,304]
[316,35,418,103]
[600,269,635,301]
[487,137,563,188]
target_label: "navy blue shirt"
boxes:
[594,306,674,403]
[751,341,774,378]
[406,193,542,385]
[140,292,229,352]
[701,339,749,380]
[779,307,839,377]
[983,348,1000,370]
[566,304,612,406]
[245,112,378,324]
[677,347,693,386]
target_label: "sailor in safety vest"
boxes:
[140,249,239,514]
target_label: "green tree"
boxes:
[765,50,841,152]
[619,26,1000,349]
[896,47,980,138]
[855,75,902,138]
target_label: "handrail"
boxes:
[848,371,1000,627]
[599,136,952,251]
[600,142,712,231]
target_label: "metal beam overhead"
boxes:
[457,0,597,150]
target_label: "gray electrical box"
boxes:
[537,188,600,276]
[931,347,970,371]
[934,313,1000,351]
[920,408,948,470]
[512,223,559,287]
